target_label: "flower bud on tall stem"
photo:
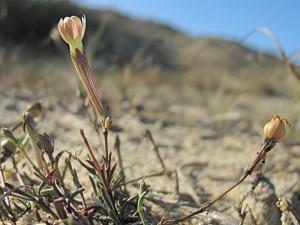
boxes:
[58,16,107,120]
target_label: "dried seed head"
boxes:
[1,128,19,146]
[263,115,290,142]
[37,133,54,157]
[0,139,16,164]
[23,112,37,137]
[58,15,86,54]
[27,102,43,118]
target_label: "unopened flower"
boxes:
[57,15,107,119]
[264,115,290,142]
[58,15,86,54]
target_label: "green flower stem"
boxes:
[138,191,147,225]
[18,143,38,171]
[23,113,44,169]
[27,134,43,169]
[138,178,148,225]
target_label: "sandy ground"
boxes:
[1,54,300,225]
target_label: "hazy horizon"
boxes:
[72,0,300,57]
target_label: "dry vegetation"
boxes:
[1,0,300,225]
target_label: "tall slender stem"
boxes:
[114,135,125,181]
[18,142,40,173]
[80,129,102,173]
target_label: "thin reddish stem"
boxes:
[162,139,274,225]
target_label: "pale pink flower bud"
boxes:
[57,15,107,120]
[58,15,86,53]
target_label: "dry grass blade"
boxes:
[240,26,300,83]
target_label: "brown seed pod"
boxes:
[263,115,290,142]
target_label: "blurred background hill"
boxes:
[0,0,290,79]
[1,0,300,115]
[1,0,296,96]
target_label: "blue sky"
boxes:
[72,0,299,55]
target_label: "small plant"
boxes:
[0,14,296,225]
[137,178,149,225]
[0,15,151,225]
